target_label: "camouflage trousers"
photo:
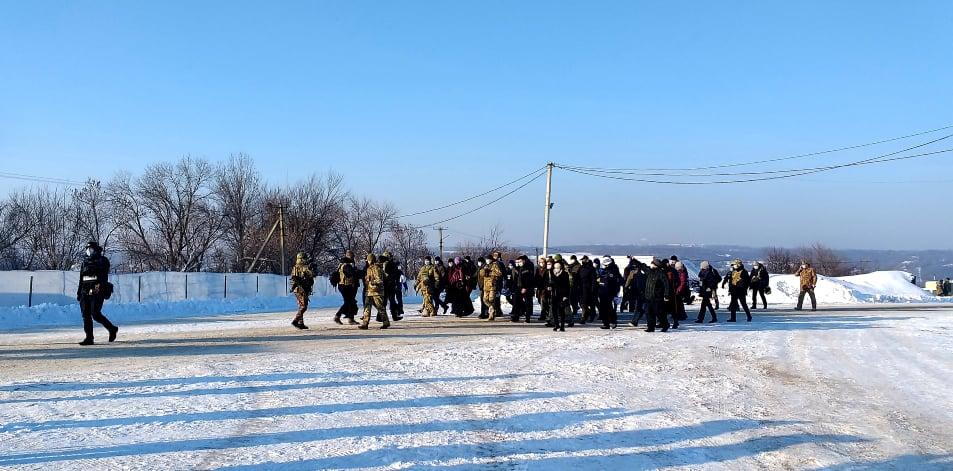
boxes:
[420,289,436,317]
[481,290,500,320]
[294,292,309,322]
[362,295,389,327]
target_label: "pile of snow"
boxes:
[766,271,945,305]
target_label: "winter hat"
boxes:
[593,258,601,265]
[569,255,577,261]
[700,261,710,269]
[670,255,679,262]
[454,256,462,264]
[674,261,684,270]
[553,254,563,262]
[602,256,613,265]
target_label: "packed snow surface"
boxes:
[0,305,951,470]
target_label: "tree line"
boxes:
[0,154,430,275]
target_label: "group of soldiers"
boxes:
[287,249,821,333]
[71,240,822,343]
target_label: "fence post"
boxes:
[185,273,189,300]
[256,275,259,295]
[28,275,34,307]
[138,276,142,303]
[224,274,228,299]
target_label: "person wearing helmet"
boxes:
[289,252,315,329]
[360,254,390,329]
[77,241,118,345]
[332,253,360,325]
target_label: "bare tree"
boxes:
[797,242,853,277]
[74,179,121,250]
[763,246,797,274]
[385,221,430,277]
[15,187,85,270]
[331,196,396,262]
[452,224,518,261]
[216,153,262,271]
[0,194,31,260]
[111,156,225,271]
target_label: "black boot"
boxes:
[108,326,118,342]
[79,338,94,346]
[333,317,343,325]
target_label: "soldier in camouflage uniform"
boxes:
[480,252,505,321]
[416,256,438,317]
[290,252,315,329]
[360,253,390,330]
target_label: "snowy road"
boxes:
[1,305,951,470]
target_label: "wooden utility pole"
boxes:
[542,162,554,257]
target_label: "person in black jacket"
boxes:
[722,259,752,322]
[546,260,572,331]
[643,259,672,332]
[77,241,118,345]
[695,261,720,323]
[625,262,647,326]
[380,252,403,321]
[750,261,769,310]
[577,256,597,324]
[598,256,622,329]
[512,255,536,322]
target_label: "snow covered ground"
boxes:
[1,304,951,470]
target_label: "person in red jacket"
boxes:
[673,261,689,324]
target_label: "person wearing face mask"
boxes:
[625,261,648,327]
[415,256,438,317]
[475,257,489,319]
[289,252,315,329]
[332,253,360,325]
[536,256,552,324]
[546,260,572,331]
[76,241,118,345]
[512,255,536,322]
[577,256,597,324]
[795,261,818,311]
[643,259,672,332]
[749,261,770,310]
[479,254,504,321]
[597,256,622,329]
[504,260,518,314]
[566,255,582,317]
[721,259,752,322]
[673,261,689,324]
[695,261,720,323]
[432,257,450,314]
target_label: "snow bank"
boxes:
[766,270,945,305]
[0,293,425,331]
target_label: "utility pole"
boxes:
[277,203,287,276]
[542,162,554,257]
[434,226,446,261]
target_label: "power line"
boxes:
[397,166,546,218]
[0,171,86,186]
[407,169,547,229]
[561,123,953,172]
[557,147,953,185]
[558,132,953,178]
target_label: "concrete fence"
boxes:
[0,271,335,308]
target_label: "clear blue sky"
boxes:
[2,1,951,249]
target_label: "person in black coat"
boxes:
[643,259,672,332]
[577,256,598,324]
[695,261,720,323]
[598,256,622,329]
[625,262,648,326]
[77,241,118,345]
[722,259,752,322]
[512,256,536,323]
[750,262,769,309]
[545,260,572,331]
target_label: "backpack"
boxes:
[329,269,341,287]
[101,281,114,300]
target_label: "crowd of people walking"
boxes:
[71,238,824,342]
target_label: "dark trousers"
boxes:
[751,287,767,309]
[538,293,551,321]
[80,294,114,341]
[646,299,668,331]
[569,290,580,315]
[517,290,535,322]
[797,288,817,310]
[552,298,568,329]
[729,292,751,320]
[697,294,717,322]
[336,285,358,319]
[433,288,449,310]
[599,294,617,327]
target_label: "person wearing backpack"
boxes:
[750,261,770,310]
[360,253,390,330]
[332,254,360,325]
[380,251,404,321]
[290,252,315,330]
[77,241,118,345]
